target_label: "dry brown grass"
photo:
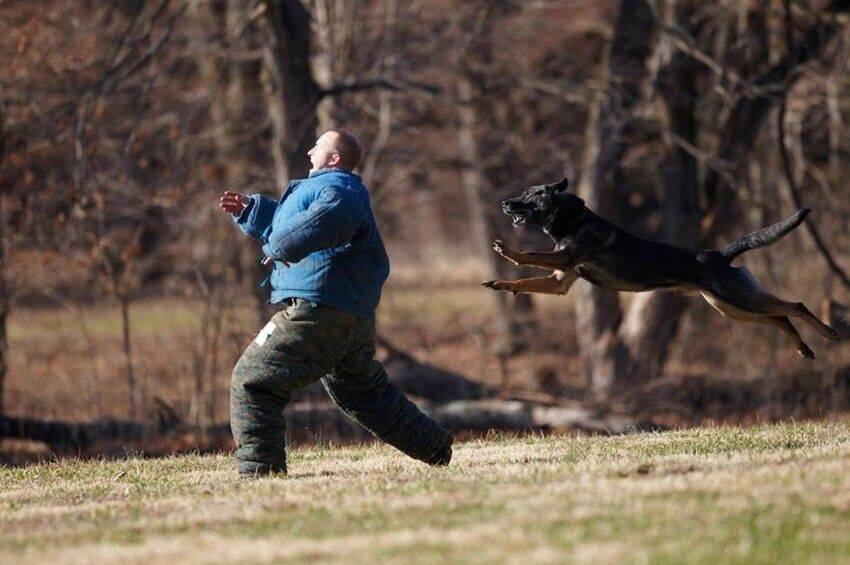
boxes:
[3,421,850,563]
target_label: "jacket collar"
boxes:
[281,168,361,199]
[307,167,361,181]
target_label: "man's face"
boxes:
[307,132,341,173]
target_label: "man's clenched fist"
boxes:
[219,191,250,215]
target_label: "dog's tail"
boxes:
[720,208,810,262]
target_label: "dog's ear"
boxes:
[549,177,569,193]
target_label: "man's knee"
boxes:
[230,352,253,390]
[323,361,385,394]
[322,367,453,464]
[323,371,384,413]
[230,346,276,395]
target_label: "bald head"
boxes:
[329,129,362,170]
[308,129,362,173]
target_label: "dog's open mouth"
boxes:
[502,201,532,227]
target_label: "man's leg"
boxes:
[321,320,453,465]
[230,299,356,475]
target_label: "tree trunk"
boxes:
[0,226,6,418]
[258,0,320,186]
[224,0,272,327]
[191,0,271,327]
[826,75,842,186]
[457,75,528,355]
[0,107,6,417]
[575,0,656,402]
[119,296,138,419]
[617,0,701,382]
[312,0,349,131]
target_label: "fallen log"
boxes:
[0,403,371,454]
[378,337,491,401]
[293,335,491,403]
[0,398,651,457]
[426,400,655,434]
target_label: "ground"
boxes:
[3,421,850,563]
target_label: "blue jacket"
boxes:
[234,168,390,318]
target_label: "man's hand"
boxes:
[219,191,250,215]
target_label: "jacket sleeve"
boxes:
[233,194,278,240]
[261,185,364,263]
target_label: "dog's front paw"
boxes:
[482,280,516,294]
[491,239,507,256]
[491,239,518,264]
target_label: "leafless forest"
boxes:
[2,0,850,460]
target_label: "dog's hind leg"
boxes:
[483,270,577,296]
[702,291,815,358]
[775,302,839,342]
[730,291,838,342]
[757,316,815,359]
[706,266,839,342]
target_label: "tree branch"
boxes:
[778,87,850,290]
[775,0,849,290]
[667,132,736,187]
[320,77,440,99]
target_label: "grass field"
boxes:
[3,421,850,563]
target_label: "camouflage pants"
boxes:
[230,298,452,474]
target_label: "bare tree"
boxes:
[574,0,658,401]
[612,0,701,386]
[0,106,7,416]
[576,0,848,403]
[258,0,320,184]
[190,0,272,327]
[454,2,538,355]
[457,75,520,354]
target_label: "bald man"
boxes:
[219,130,453,476]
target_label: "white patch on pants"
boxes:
[254,321,277,346]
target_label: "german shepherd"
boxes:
[482,178,839,358]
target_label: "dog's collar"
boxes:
[549,205,586,224]
[546,205,586,238]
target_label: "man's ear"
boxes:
[549,177,569,193]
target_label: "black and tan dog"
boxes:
[482,178,839,358]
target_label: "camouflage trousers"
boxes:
[230,298,452,474]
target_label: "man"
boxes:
[219,130,453,476]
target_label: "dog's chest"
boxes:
[574,262,626,288]
[553,238,573,252]
[574,256,669,292]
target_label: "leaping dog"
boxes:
[482,177,839,359]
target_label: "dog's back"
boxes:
[573,215,703,291]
